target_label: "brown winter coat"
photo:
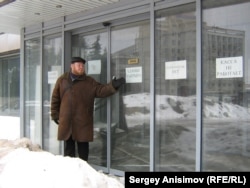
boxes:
[50,71,117,142]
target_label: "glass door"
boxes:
[110,20,150,172]
[72,30,109,167]
[71,20,150,172]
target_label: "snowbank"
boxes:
[0,138,124,188]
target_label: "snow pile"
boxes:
[0,138,124,188]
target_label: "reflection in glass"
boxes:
[0,56,20,117]
[0,55,20,139]
[24,39,41,145]
[111,21,150,171]
[155,3,196,171]
[202,0,250,171]
[43,36,62,154]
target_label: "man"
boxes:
[50,57,125,161]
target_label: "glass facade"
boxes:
[24,39,42,145]
[13,0,250,174]
[202,0,250,171]
[42,35,63,154]
[155,3,196,171]
[0,54,20,139]
[0,55,20,117]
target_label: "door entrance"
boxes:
[110,20,150,172]
[71,19,150,173]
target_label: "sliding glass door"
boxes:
[72,30,109,167]
[110,20,150,172]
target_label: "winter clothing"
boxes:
[112,77,126,89]
[50,71,117,142]
[65,136,89,161]
[71,57,86,64]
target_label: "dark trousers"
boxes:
[64,135,89,161]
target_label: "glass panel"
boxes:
[155,3,196,171]
[111,20,150,171]
[24,39,41,145]
[202,0,250,171]
[43,35,63,154]
[0,56,20,116]
[72,30,108,166]
[0,55,20,139]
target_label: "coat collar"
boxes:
[68,71,87,81]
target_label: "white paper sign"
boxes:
[165,60,187,80]
[87,60,101,75]
[48,71,58,84]
[126,67,142,83]
[216,56,243,78]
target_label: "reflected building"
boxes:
[111,15,246,106]
[203,26,245,105]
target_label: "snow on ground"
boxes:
[0,116,20,140]
[0,138,124,188]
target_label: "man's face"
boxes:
[71,62,85,75]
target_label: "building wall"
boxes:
[0,34,20,53]
[1,0,250,175]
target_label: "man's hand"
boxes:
[112,76,126,89]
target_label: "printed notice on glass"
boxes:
[216,56,243,78]
[165,60,187,80]
[87,60,101,75]
[126,67,142,83]
[48,71,58,84]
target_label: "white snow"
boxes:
[0,138,124,188]
[0,116,20,140]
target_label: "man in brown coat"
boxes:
[50,57,125,161]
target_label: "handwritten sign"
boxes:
[48,71,58,84]
[126,67,142,83]
[87,60,101,75]
[165,60,187,80]
[216,56,243,78]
